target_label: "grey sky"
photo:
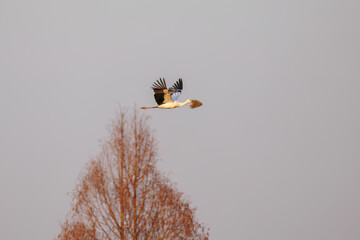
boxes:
[1,0,359,239]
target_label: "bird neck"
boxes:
[179,99,191,107]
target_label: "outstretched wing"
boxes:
[169,78,183,101]
[151,78,173,105]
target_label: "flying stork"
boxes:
[141,78,203,109]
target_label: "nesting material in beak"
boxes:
[190,99,203,109]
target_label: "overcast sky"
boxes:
[1,0,360,239]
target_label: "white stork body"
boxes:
[157,100,192,109]
[141,78,202,110]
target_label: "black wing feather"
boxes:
[153,93,165,105]
[168,78,183,98]
[152,78,167,90]
[171,78,183,91]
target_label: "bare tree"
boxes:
[57,108,209,240]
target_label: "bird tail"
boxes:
[140,107,156,109]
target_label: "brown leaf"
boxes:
[190,99,203,109]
